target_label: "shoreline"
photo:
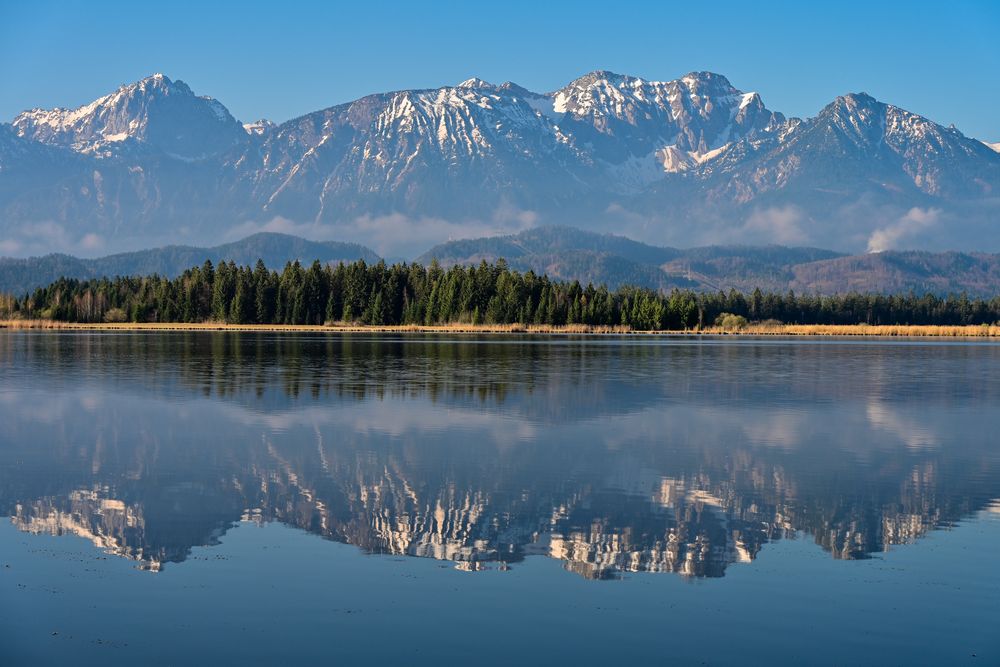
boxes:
[2,320,1000,337]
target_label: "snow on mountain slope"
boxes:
[702,93,1000,201]
[12,74,247,159]
[250,70,788,212]
[246,82,592,221]
[549,71,785,183]
[1,70,998,256]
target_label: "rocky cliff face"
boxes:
[2,71,998,257]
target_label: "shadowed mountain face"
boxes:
[1,72,998,257]
[2,333,999,578]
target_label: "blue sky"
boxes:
[2,0,998,140]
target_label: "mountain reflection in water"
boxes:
[2,332,999,579]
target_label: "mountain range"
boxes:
[2,71,998,258]
[7,227,1000,298]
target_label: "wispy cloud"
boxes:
[0,222,106,257]
[866,207,941,253]
[224,208,538,259]
[740,205,809,245]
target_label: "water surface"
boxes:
[1,333,999,664]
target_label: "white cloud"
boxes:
[740,205,809,245]
[0,222,111,257]
[79,233,104,251]
[224,209,538,259]
[866,207,941,253]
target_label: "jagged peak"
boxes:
[814,93,888,130]
[827,92,881,111]
[10,72,244,158]
[123,73,192,96]
[678,71,735,89]
[498,81,538,97]
[556,69,748,99]
[738,91,763,110]
[243,119,275,136]
[13,73,195,122]
[456,77,494,89]
[559,69,632,91]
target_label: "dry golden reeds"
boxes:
[2,320,998,337]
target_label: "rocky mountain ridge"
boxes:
[2,71,998,257]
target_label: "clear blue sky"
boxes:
[2,0,998,140]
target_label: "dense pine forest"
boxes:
[3,258,1000,329]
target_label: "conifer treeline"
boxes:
[4,258,1000,328]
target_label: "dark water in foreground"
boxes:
[1,332,999,665]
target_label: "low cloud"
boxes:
[740,205,809,245]
[0,222,107,258]
[350,211,536,258]
[0,239,22,255]
[225,208,539,259]
[80,233,104,251]
[866,207,941,253]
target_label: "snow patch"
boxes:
[457,77,493,89]
[525,95,561,120]
[244,119,275,136]
[658,143,732,173]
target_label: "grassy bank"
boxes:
[3,319,1000,337]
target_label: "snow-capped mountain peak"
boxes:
[12,73,246,159]
[547,69,785,178]
[1,70,998,257]
[456,77,494,89]
[243,119,276,136]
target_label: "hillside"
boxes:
[0,233,378,295]
[6,227,1000,298]
[419,227,1000,296]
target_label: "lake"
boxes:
[1,332,999,665]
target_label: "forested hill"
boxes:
[0,233,379,296]
[6,227,1000,299]
[417,226,842,292]
[418,226,1000,297]
[5,258,1000,330]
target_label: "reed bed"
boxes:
[3,319,1000,337]
[740,323,1000,337]
[0,319,631,334]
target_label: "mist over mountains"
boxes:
[7,227,1000,299]
[1,71,998,259]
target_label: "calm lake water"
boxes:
[1,332,999,665]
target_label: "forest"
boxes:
[3,258,1000,329]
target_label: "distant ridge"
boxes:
[419,226,842,292]
[0,232,379,295]
[419,226,1000,297]
[6,227,1000,298]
